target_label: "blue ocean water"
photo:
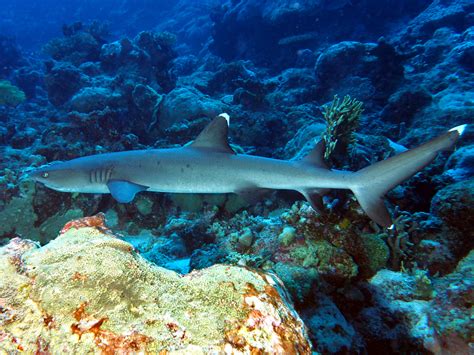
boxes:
[0,0,473,352]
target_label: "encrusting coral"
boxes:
[0,215,311,353]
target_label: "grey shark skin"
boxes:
[30,114,467,227]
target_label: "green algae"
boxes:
[0,80,26,106]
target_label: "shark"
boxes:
[30,113,467,227]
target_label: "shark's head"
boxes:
[30,161,89,192]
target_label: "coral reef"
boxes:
[0,217,311,353]
[1,1,473,352]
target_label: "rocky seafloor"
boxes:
[1,0,473,353]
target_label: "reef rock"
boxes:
[209,0,428,69]
[0,35,23,76]
[401,0,474,41]
[369,250,474,354]
[0,218,311,353]
[159,87,226,129]
[44,61,85,107]
[69,87,122,113]
[444,144,474,181]
[302,294,358,353]
[314,40,404,105]
[430,179,474,235]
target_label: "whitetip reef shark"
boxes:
[30,114,467,227]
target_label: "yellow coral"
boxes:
[0,225,311,353]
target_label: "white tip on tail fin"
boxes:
[351,126,465,227]
[449,124,467,135]
[218,113,230,126]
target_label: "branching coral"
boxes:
[383,212,416,270]
[321,95,363,162]
[0,80,26,106]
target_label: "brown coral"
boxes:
[60,212,109,235]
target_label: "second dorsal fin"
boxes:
[301,139,328,169]
[188,113,235,154]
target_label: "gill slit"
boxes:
[106,167,113,182]
[89,166,114,184]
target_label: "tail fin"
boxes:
[351,125,466,227]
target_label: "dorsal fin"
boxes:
[188,113,235,154]
[301,140,328,169]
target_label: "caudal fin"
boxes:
[351,125,467,227]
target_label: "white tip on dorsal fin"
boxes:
[188,114,235,154]
[218,113,230,126]
[449,124,467,135]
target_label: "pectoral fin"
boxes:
[107,180,149,203]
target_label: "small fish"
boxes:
[30,114,467,227]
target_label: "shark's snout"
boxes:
[29,166,53,183]
[29,169,44,180]
[28,162,72,190]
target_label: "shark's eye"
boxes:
[42,172,49,178]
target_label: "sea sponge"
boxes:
[0,80,26,106]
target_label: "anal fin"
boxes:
[300,189,327,213]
